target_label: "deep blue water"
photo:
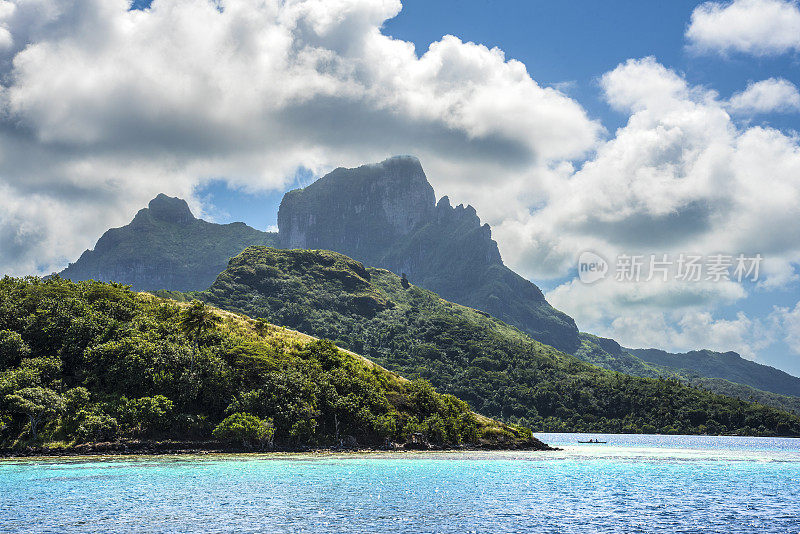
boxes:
[2,434,799,533]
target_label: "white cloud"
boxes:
[613,311,772,360]
[728,78,800,114]
[770,302,800,355]
[500,58,800,283]
[0,0,601,275]
[493,56,800,361]
[686,0,800,56]
[546,273,773,360]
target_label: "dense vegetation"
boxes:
[687,377,800,416]
[576,333,800,415]
[0,276,538,450]
[193,247,800,437]
[629,347,800,397]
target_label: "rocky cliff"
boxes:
[278,156,436,267]
[59,194,278,291]
[278,156,580,353]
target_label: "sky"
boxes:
[2,0,800,374]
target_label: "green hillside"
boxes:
[629,347,800,397]
[0,276,539,451]
[190,247,800,437]
[575,334,800,415]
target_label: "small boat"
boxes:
[578,439,607,444]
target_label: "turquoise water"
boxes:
[2,434,799,533]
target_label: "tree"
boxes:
[213,412,274,449]
[253,318,273,337]
[0,330,30,369]
[5,387,64,440]
[178,301,221,371]
[119,395,174,436]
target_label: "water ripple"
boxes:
[1,435,800,533]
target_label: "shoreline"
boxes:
[0,439,558,459]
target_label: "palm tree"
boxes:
[178,301,220,371]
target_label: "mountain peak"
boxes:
[278,155,436,260]
[371,154,422,171]
[147,193,195,223]
[326,155,430,195]
[59,193,277,291]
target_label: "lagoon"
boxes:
[2,434,799,533]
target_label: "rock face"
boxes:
[59,194,278,291]
[278,156,580,353]
[279,156,436,267]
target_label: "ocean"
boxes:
[2,434,799,533]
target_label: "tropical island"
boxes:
[0,276,542,455]
[5,157,800,455]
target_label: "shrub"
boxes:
[0,330,30,369]
[76,414,119,443]
[213,412,274,449]
[118,395,174,436]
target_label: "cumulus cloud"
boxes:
[0,0,601,275]
[489,56,800,361]
[686,0,800,56]
[727,78,800,114]
[613,311,772,360]
[772,301,800,354]
[546,275,773,360]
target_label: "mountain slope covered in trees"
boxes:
[629,347,800,397]
[0,276,539,451]
[574,334,800,414]
[184,247,800,436]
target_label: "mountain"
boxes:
[277,155,580,353]
[0,276,540,451]
[56,157,800,404]
[628,348,800,397]
[573,334,800,415]
[184,246,800,436]
[59,194,278,291]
